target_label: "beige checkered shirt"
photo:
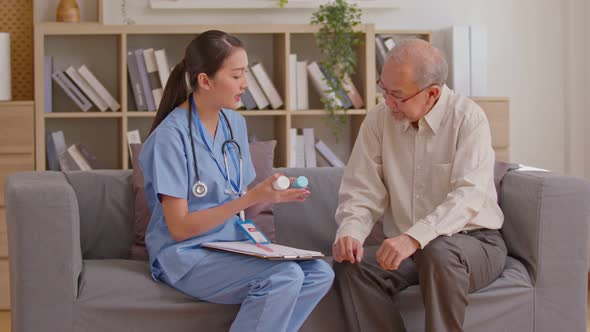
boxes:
[335,85,503,248]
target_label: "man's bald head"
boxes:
[385,39,448,89]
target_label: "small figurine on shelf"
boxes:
[56,0,80,23]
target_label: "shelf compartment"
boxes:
[45,34,121,114]
[290,115,357,168]
[289,32,367,112]
[46,117,122,170]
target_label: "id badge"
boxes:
[238,220,271,244]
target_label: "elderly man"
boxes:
[332,39,507,332]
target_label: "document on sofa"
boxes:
[202,241,324,260]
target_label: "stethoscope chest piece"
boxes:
[192,181,208,198]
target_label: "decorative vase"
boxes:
[56,0,80,23]
[0,33,11,101]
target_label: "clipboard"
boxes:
[202,241,325,260]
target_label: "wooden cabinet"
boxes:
[0,101,35,311]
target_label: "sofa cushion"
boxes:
[129,140,277,260]
[64,170,135,259]
[244,140,277,241]
[74,259,239,331]
[274,167,343,255]
[130,143,150,260]
[396,256,533,332]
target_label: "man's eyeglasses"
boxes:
[377,79,438,104]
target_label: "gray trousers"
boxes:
[333,229,507,332]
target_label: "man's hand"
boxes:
[333,236,364,264]
[376,234,420,270]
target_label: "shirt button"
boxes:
[415,194,420,199]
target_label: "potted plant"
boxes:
[279,0,362,139]
[311,0,363,139]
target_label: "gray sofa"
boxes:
[5,167,590,332]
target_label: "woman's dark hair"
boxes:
[149,30,244,134]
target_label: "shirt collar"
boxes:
[422,84,450,135]
[397,84,450,134]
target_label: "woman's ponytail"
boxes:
[148,59,188,134]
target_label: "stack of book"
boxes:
[239,62,284,110]
[46,131,100,171]
[375,34,396,74]
[46,56,120,112]
[289,127,345,168]
[127,48,171,112]
[306,61,364,110]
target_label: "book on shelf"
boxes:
[51,71,92,112]
[306,62,342,108]
[143,48,164,108]
[288,54,297,110]
[127,129,142,159]
[250,62,283,109]
[302,128,317,168]
[58,149,79,171]
[127,51,147,111]
[295,132,305,168]
[240,89,257,110]
[76,143,100,169]
[288,128,297,168]
[341,73,364,109]
[66,144,92,171]
[77,65,120,112]
[383,37,395,51]
[134,49,157,112]
[375,35,387,74]
[44,56,52,113]
[296,60,309,110]
[315,140,345,167]
[64,66,108,112]
[153,48,170,90]
[245,69,270,109]
[319,65,353,109]
[46,131,67,171]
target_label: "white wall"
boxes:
[36,0,589,175]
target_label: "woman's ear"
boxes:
[197,73,211,90]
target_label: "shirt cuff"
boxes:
[334,224,369,245]
[405,221,438,249]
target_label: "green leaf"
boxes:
[311,0,363,140]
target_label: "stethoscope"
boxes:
[188,93,244,199]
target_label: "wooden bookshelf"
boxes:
[34,23,509,171]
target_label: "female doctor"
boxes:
[139,30,334,332]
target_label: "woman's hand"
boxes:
[247,173,310,205]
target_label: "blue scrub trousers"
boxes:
[159,250,334,332]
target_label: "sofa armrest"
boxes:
[5,171,82,332]
[500,170,590,331]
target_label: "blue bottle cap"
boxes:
[291,176,309,189]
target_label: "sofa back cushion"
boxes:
[64,170,135,259]
[274,167,343,255]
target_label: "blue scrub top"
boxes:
[139,106,256,284]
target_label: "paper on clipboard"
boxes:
[202,241,324,260]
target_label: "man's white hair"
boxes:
[386,39,448,89]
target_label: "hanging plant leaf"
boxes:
[311,0,362,141]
